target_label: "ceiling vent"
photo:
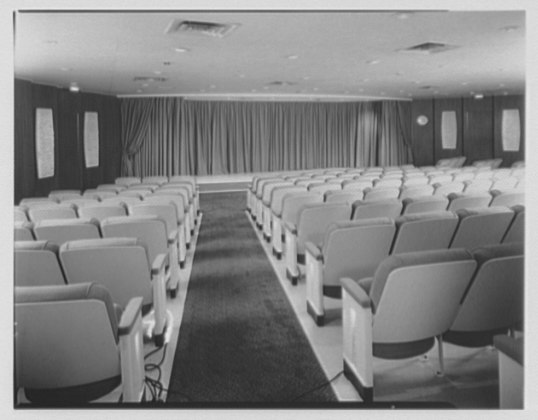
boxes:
[266,81,297,87]
[133,76,168,83]
[165,20,239,38]
[399,42,457,54]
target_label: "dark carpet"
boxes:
[166,191,337,405]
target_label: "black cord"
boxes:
[288,370,344,402]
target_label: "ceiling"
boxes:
[13,10,525,101]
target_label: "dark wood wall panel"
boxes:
[14,79,122,203]
[433,98,463,162]
[410,94,524,167]
[463,96,494,163]
[493,95,525,167]
[410,99,434,167]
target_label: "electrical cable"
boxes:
[288,370,344,402]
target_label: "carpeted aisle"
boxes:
[167,192,337,405]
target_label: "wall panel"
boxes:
[493,95,525,167]
[410,99,434,167]
[433,98,463,162]
[462,96,494,164]
[14,79,122,203]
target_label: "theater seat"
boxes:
[341,248,476,402]
[363,187,400,201]
[444,243,524,348]
[14,206,29,222]
[77,202,127,221]
[324,190,364,204]
[401,195,448,215]
[15,283,145,404]
[101,214,181,297]
[27,203,78,223]
[284,202,351,284]
[33,218,101,247]
[447,192,492,211]
[489,190,524,208]
[14,240,65,286]
[59,237,168,347]
[398,184,434,200]
[391,211,458,254]
[115,176,141,187]
[14,221,34,241]
[142,176,169,185]
[450,207,514,250]
[351,199,402,220]
[305,218,395,326]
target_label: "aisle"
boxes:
[166,192,337,405]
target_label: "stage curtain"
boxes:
[121,98,411,176]
[377,101,414,166]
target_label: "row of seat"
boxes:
[284,204,523,286]
[341,242,523,402]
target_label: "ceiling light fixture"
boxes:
[367,60,380,65]
[69,83,79,93]
[474,93,484,99]
[174,47,190,53]
[286,55,299,60]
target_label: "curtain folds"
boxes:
[120,98,412,177]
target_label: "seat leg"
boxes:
[436,335,445,377]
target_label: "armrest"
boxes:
[118,297,143,336]
[305,241,323,261]
[490,189,502,197]
[341,277,371,309]
[284,221,297,235]
[168,228,178,245]
[151,253,169,275]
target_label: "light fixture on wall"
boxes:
[416,115,429,126]
[69,83,80,93]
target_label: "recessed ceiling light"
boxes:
[69,83,79,93]
[414,81,421,84]
[433,90,439,94]
[303,76,310,80]
[286,55,299,60]
[209,84,216,89]
[367,60,380,65]
[503,91,509,96]
[251,89,257,93]
[136,89,143,93]
[358,88,364,92]
[142,83,149,88]
[153,70,162,75]
[174,47,189,53]
[60,67,72,72]
[238,74,246,78]
[461,82,469,86]
[313,87,319,91]
[394,12,413,20]
[263,86,269,90]
[499,83,505,87]
[474,93,484,99]
[362,79,370,83]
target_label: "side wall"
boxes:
[14,79,122,203]
[410,94,525,167]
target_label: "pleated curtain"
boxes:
[121,97,412,176]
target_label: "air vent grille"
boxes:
[133,76,168,83]
[166,20,239,38]
[399,42,457,54]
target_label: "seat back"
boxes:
[262,180,293,205]
[342,180,372,191]
[433,182,465,197]
[61,198,99,209]
[296,203,351,254]
[428,175,453,185]
[363,187,400,201]
[491,177,518,191]
[19,197,58,206]
[33,218,101,247]
[281,192,323,226]
[115,176,141,186]
[351,199,402,220]
[399,185,434,200]
[14,221,35,241]
[308,183,342,195]
[14,206,29,222]
[450,207,514,250]
[391,212,458,254]
[143,194,186,222]
[101,215,168,264]
[489,190,524,208]
[324,190,364,204]
[101,196,142,208]
[15,283,121,402]
[452,172,475,183]
[373,179,402,189]
[142,176,169,185]
[77,203,127,221]
[502,205,524,243]
[256,177,283,197]
[28,204,77,223]
[447,243,524,345]
[370,249,476,346]
[402,177,428,187]
[153,188,191,210]
[322,218,395,286]
[128,202,177,234]
[464,179,493,193]
[401,196,448,215]
[14,240,65,286]
[60,238,152,308]
[270,186,307,216]
[168,175,196,188]
[96,184,127,193]
[447,192,492,211]
[49,190,82,201]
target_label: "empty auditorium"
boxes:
[10,3,535,413]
